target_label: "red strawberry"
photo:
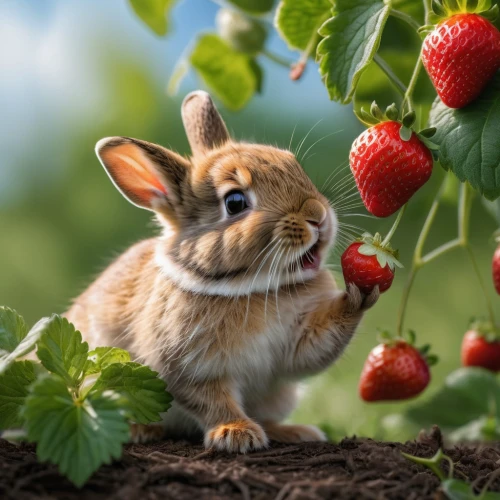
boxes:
[350,121,434,218]
[461,328,500,372]
[341,242,395,294]
[422,14,500,109]
[493,245,500,295]
[359,337,434,402]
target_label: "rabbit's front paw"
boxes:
[337,283,380,317]
[204,419,268,453]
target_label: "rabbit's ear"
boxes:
[182,91,230,157]
[96,137,189,215]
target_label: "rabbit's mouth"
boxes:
[294,243,321,271]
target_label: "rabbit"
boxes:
[65,91,379,453]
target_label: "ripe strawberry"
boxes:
[461,327,500,372]
[422,14,500,109]
[350,121,434,218]
[359,334,435,402]
[493,245,500,295]
[342,242,395,294]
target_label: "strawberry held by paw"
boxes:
[422,9,500,109]
[461,322,500,372]
[351,104,436,218]
[493,244,500,295]
[359,332,437,402]
[341,233,402,294]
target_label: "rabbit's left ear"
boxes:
[95,137,190,217]
[182,91,230,157]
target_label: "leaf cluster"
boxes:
[0,307,173,487]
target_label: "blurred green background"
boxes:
[1,0,498,441]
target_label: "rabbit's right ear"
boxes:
[182,91,230,157]
[95,137,190,219]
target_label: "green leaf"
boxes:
[275,0,331,51]
[23,374,129,487]
[0,309,47,374]
[190,34,258,111]
[429,74,500,200]
[406,367,500,430]
[249,59,264,94]
[482,197,500,226]
[442,478,500,500]
[128,0,176,36]
[226,0,275,14]
[317,0,393,104]
[448,415,500,443]
[0,361,36,429]
[85,347,131,376]
[91,362,172,424]
[35,315,89,388]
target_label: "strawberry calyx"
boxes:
[354,101,440,159]
[357,232,403,271]
[376,329,439,366]
[419,0,499,33]
[468,318,500,343]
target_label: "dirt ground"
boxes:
[1,427,499,499]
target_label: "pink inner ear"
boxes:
[101,143,168,207]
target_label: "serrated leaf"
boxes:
[482,197,500,226]
[405,367,500,430]
[85,347,131,376]
[275,0,331,51]
[23,374,129,487]
[0,361,36,429]
[429,74,500,200]
[128,0,176,36]
[317,0,392,104]
[190,34,257,111]
[0,309,46,374]
[227,0,275,14]
[35,315,89,388]
[91,362,172,424]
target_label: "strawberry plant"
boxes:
[96,0,500,438]
[0,306,173,487]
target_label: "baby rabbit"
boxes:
[65,91,379,452]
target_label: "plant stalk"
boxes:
[402,57,423,114]
[261,49,293,68]
[390,9,422,31]
[382,204,407,245]
[373,54,407,96]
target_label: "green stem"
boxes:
[382,204,407,245]
[402,57,423,114]
[424,0,432,24]
[390,9,422,31]
[373,54,407,97]
[397,177,448,336]
[261,49,293,68]
[466,245,496,325]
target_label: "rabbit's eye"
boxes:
[225,191,249,216]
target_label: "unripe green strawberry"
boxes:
[422,13,500,108]
[215,8,267,55]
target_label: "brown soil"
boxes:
[1,427,499,500]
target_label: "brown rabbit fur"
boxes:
[65,91,379,453]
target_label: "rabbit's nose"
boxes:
[300,199,327,226]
